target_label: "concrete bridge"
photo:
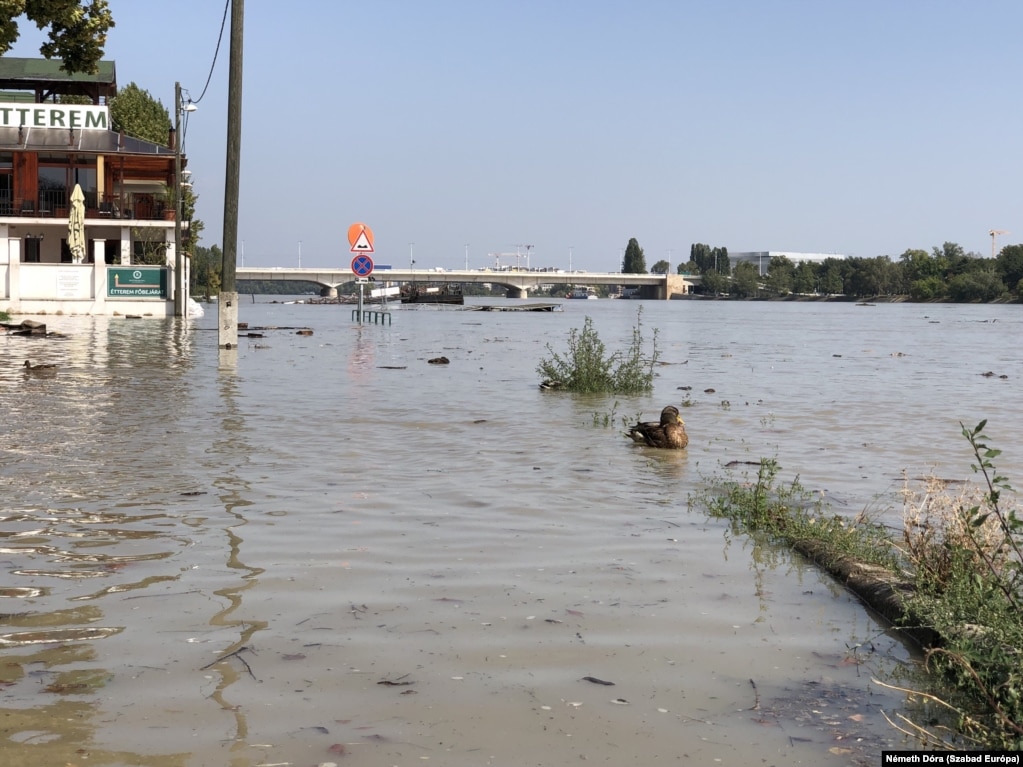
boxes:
[235,267,698,299]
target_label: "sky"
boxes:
[7,1,1023,272]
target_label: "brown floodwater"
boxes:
[1,298,1021,766]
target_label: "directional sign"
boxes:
[348,222,375,253]
[351,254,374,277]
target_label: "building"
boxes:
[0,58,189,317]
[729,251,847,276]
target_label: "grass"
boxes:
[536,306,659,394]
[691,421,1023,750]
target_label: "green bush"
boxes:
[536,307,659,394]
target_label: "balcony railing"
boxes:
[0,191,173,221]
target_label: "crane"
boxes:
[989,229,1009,259]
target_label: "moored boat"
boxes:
[400,283,464,305]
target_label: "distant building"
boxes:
[730,251,848,276]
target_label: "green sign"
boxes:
[107,268,167,298]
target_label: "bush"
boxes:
[536,307,659,394]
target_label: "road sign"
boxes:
[348,222,375,253]
[351,254,374,277]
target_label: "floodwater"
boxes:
[1,297,1021,767]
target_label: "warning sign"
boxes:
[348,222,375,253]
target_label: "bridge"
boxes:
[235,267,698,299]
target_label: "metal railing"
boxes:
[0,190,172,221]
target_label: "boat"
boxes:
[568,286,598,299]
[400,283,464,305]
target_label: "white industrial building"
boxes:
[729,251,848,275]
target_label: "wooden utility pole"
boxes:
[219,0,243,348]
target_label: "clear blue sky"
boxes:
[8,1,1022,271]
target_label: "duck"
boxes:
[626,405,688,449]
[23,360,58,373]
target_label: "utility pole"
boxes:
[219,0,243,349]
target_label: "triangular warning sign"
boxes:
[350,231,374,253]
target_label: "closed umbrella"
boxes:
[68,184,86,264]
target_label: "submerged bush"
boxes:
[536,307,659,394]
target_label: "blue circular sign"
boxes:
[351,254,374,277]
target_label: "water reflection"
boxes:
[202,364,267,757]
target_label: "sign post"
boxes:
[349,223,376,323]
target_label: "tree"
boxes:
[700,270,728,296]
[622,238,646,274]
[763,255,795,296]
[191,244,222,298]
[650,259,670,274]
[792,260,818,294]
[947,271,1006,303]
[996,244,1023,295]
[731,262,759,298]
[899,248,935,283]
[0,0,115,74]
[109,82,171,145]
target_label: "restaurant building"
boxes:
[0,58,189,317]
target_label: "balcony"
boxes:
[0,190,174,222]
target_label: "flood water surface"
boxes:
[2,299,1021,766]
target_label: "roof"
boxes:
[0,57,117,102]
[0,126,174,156]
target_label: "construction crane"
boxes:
[989,229,1009,259]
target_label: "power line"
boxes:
[191,0,231,106]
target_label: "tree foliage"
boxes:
[695,240,1016,301]
[996,244,1023,295]
[191,244,222,298]
[690,243,729,275]
[650,259,669,274]
[0,0,114,74]
[622,238,646,274]
[109,82,171,145]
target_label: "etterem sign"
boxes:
[0,103,108,130]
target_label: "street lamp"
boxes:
[174,81,196,317]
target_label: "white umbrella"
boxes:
[68,184,86,264]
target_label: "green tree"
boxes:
[650,259,669,274]
[700,270,728,295]
[900,248,939,284]
[0,0,114,74]
[690,243,711,273]
[818,257,846,295]
[731,261,759,298]
[947,271,1006,302]
[711,247,730,274]
[763,255,794,296]
[996,244,1023,295]
[678,260,699,275]
[909,276,946,301]
[191,244,222,298]
[622,238,646,274]
[109,82,171,145]
[792,260,818,294]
